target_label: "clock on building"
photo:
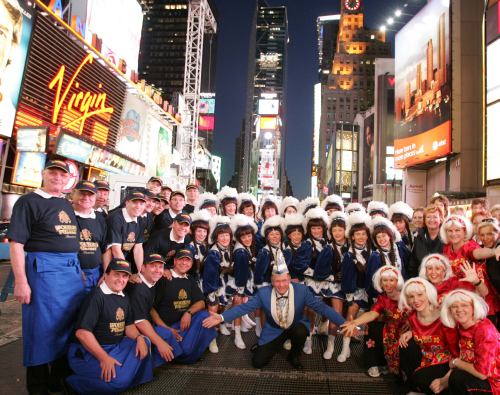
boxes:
[344,0,361,12]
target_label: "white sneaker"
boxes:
[323,335,335,360]
[336,348,350,362]
[219,323,231,336]
[367,366,381,377]
[303,336,312,354]
[209,339,219,353]
[242,314,256,327]
[283,339,292,350]
[318,320,329,335]
[234,335,246,350]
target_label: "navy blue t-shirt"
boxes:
[106,209,144,259]
[7,192,79,252]
[127,281,155,324]
[75,212,107,269]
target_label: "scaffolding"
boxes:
[181,0,217,184]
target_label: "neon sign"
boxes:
[48,54,114,135]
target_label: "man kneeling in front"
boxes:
[203,261,345,369]
[66,259,152,394]
[151,249,216,363]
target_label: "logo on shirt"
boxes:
[80,228,92,242]
[178,289,188,300]
[126,232,136,243]
[115,307,125,321]
[58,210,72,224]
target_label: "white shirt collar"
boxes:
[171,269,188,279]
[122,207,138,223]
[139,273,155,288]
[169,229,185,244]
[74,209,96,219]
[169,208,180,218]
[34,188,64,199]
[100,281,125,297]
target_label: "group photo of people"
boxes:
[6,161,500,395]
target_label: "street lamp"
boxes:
[379,25,387,32]
[387,17,394,25]
[395,9,402,17]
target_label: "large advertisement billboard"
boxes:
[0,0,32,138]
[117,93,147,160]
[394,0,451,168]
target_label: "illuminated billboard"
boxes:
[0,0,33,138]
[117,93,147,160]
[260,117,277,130]
[394,0,451,168]
[258,99,279,115]
[11,151,46,188]
[200,98,215,114]
[199,115,215,131]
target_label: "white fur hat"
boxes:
[261,215,283,237]
[281,213,305,234]
[345,202,366,215]
[367,201,389,217]
[303,207,330,231]
[230,213,258,234]
[298,197,320,215]
[389,201,414,221]
[190,209,211,225]
[321,194,344,212]
[329,211,348,227]
[237,192,258,212]
[280,196,300,215]
[346,211,371,236]
[208,215,232,243]
[217,186,238,203]
[440,215,473,243]
[258,195,280,219]
[195,192,219,212]
[369,216,402,242]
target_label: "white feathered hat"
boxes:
[280,196,300,216]
[190,209,211,228]
[298,197,320,215]
[281,213,305,234]
[329,211,348,227]
[258,195,280,219]
[389,201,414,222]
[321,194,344,212]
[217,186,238,204]
[237,192,258,212]
[303,207,330,232]
[440,215,473,244]
[195,192,219,212]
[345,202,366,215]
[261,215,283,237]
[208,215,232,243]
[230,213,258,234]
[346,211,371,236]
[368,216,402,242]
[367,201,389,217]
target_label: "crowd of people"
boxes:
[7,160,500,394]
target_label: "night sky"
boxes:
[212,0,426,198]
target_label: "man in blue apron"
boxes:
[66,258,152,394]
[7,159,86,394]
[72,180,108,293]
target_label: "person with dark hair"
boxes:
[320,194,344,215]
[140,191,161,243]
[339,211,373,363]
[412,207,425,232]
[282,213,310,283]
[298,197,320,216]
[188,209,211,284]
[237,192,258,219]
[367,201,389,219]
[471,198,489,216]
[280,196,300,217]
[146,177,162,195]
[389,201,414,250]
[152,190,186,232]
[255,196,280,253]
[94,180,111,217]
[184,184,199,214]
[202,215,233,353]
[217,186,238,217]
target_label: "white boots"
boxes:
[255,317,262,337]
[234,326,246,349]
[337,336,351,362]
[219,323,231,336]
[303,336,312,354]
[323,335,335,360]
[209,339,219,353]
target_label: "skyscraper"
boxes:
[317,15,340,84]
[241,1,288,197]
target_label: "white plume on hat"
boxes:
[321,194,344,212]
[195,192,219,212]
[190,208,211,224]
[272,250,289,275]
[217,186,238,202]
[329,211,348,224]
[258,195,280,219]
[208,215,231,243]
[230,213,258,234]
[261,215,283,237]
[281,213,305,233]
[368,216,401,242]
[298,197,320,215]
[367,200,389,217]
[280,196,299,215]
[389,201,414,221]
[345,202,366,215]
[237,192,258,211]
[346,210,371,235]
[303,207,330,230]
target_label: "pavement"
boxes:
[0,262,402,394]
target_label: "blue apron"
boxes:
[23,252,85,366]
[67,337,153,394]
[152,326,183,368]
[82,266,103,293]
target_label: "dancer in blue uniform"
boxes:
[217,186,238,217]
[280,196,300,217]
[8,160,86,394]
[237,192,258,219]
[282,213,310,282]
[256,195,280,252]
[66,258,152,394]
[389,201,415,250]
[188,209,211,285]
[320,193,344,215]
[195,192,219,217]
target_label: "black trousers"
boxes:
[364,321,386,369]
[252,322,308,369]
[448,369,493,395]
[26,355,70,394]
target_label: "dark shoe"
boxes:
[287,354,303,369]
